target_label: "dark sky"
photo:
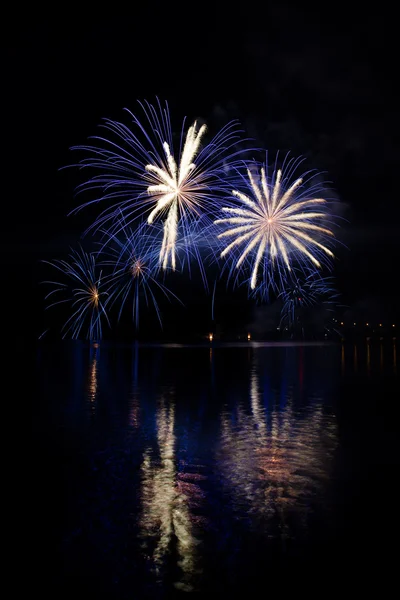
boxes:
[3,6,399,338]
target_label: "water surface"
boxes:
[33,341,399,596]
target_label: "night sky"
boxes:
[4,7,399,340]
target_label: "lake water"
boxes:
[33,341,399,597]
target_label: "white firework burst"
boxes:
[215,161,335,290]
[146,121,207,270]
[70,99,246,277]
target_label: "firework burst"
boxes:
[69,99,247,272]
[99,220,182,329]
[215,155,336,292]
[146,119,207,270]
[279,271,340,334]
[42,247,110,339]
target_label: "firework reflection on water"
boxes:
[216,355,337,539]
[138,395,206,592]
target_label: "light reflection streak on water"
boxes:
[129,394,140,429]
[209,347,214,387]
[217,359,337,537]
[132,341,139,388]
[87,345,99,414]
[340,343,398,376]
[139,397,202,591]
[130,345,140,428]
[341,344,345,375]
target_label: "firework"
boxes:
[42,247,110,339]
[215,155,336,292]
[69,99,247,271]
[99,220,182,329]
[279,271,340,334]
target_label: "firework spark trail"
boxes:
[99,220,183,329]
[42,247,110,339]
[215,157,336,291]
[68,99,248,272]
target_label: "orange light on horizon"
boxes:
[209,333,213,342]
[247,333,251,341]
